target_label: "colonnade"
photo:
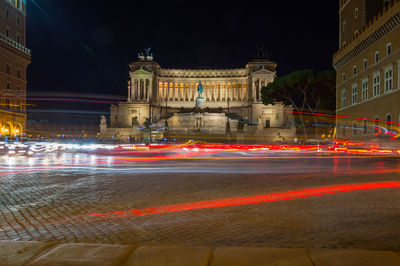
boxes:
[253,79,268,102]
[129,79,153,101]
[157,82,248,102]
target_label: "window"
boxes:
[353,122,357,136]
[16,0,21,9]
[342,73,346,82]
[374,116,379,133]
[398,62,400,89]
[363,120,367,135]
[342,125,346,137]
[384,66,393,92]
[373,72,380,96]
[363,59,368,70]
[6,29,9,37]
[6,9,9,18]
[5,99,10,111]
[352,84,358,105]
[343,21,347,32]
[375,51,379,63]
[6,65,10,74]
[353,65,357,76]
[17,70,21,79]
[386,113,392,130]
[341,88,347,108]
[354,8,358,18]
[384,0,390,9]
[132,117,138,126]
[6,82,10,91]
[17,17,20,26]
[387,43,392,56]
[362,78,368,100]
[16,35,20,43]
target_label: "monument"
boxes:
[99,49,296,142]
[195,81,205,109]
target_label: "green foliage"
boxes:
[261,69,336,113]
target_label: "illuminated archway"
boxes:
[386,113,392,130]
[2,122,12,137]
[14,124,22,136]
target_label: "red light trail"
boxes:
[86,181,400,219]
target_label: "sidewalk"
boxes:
[1,240,400,265]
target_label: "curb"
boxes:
[1,241,400,265]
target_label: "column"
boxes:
[145,79,148,101]
[237,83,241,101]
[173,83,176,101]
[223,84,226,101]
[213,84,216,101]
[159,82,163,100]
[135,79,138,101]
[242,83,246,100]
[138,79,141,100]
[140,79,143,101]
[142,79,145,101]
[130,80,134,101]
[217,84,220,101]
[127,81,131,101]
[149,79,153,101]
[258,79,261,101]
[189,84,192,101]
[180,83,184,101]
[164,83,167,100]
[252,80,256,101]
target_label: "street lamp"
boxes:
[226,85,230,132]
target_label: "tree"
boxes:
[261,69,336,138]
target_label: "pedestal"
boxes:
[196,96,205,109]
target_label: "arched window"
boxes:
[363,119,367,135]
[353,121,357,136]
[374,116,379,133]
[386,113,392,130]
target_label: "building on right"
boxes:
[333,0,400,139]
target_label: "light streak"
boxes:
[86,181,400,218]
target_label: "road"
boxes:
[1,144,400,250]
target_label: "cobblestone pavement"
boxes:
[1,150,400,250]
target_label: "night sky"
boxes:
[25,0,339,134]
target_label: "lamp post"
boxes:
[226,85,230,133]
[164,85,169,130]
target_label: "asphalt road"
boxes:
[1,147,400,250]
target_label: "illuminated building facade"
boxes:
[101,51,296,142]
[0,0,30,138]
[334,0,400,138]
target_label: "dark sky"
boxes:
[27,0,339,98]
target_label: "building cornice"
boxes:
[158,68,249,78]
[333,0,400,69]
[0,43,31,65]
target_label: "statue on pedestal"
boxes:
[196,81,205,109]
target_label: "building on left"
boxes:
[0,0,30,139]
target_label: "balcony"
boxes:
[0,33,31,56]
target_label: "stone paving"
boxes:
[2,241,400,266]
[0,152,400,250]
